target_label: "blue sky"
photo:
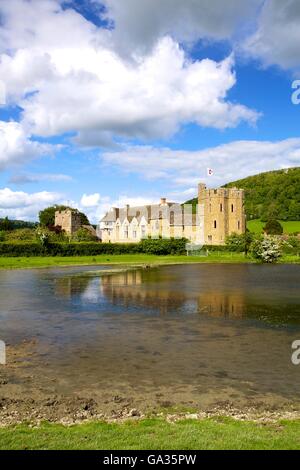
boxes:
[0,0,300,222]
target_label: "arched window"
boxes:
[170,211,174,225]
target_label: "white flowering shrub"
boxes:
[36,228,50,247]
[250,236,282,263]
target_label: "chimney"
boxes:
[160,197,167,205]
[112,207,119,220]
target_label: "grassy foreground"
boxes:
[0,253,254,269]
[0,253,299,269]
[1,418,300,450]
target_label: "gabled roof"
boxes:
[100,202,183,224]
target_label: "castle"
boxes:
[55,209,82,235]
[54,209,97,238]
[100,182,245,245]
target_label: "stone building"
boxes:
[99,182,245,245]
[54,209,82,236]
[198,183,246,245]
[100,198,200,243]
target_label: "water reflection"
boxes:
[1,264,300,406]
[53,265,300,325]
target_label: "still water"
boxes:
[0,264,300,409]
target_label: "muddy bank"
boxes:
[1,339,300,426]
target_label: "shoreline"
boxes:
[0,394,300,427]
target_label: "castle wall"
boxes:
[55,210,82,235]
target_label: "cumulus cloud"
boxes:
[242,0,300,70]
[102,0,261,55]
[0,187,63,220]
[102,138,300,189]
[0,0,259,151]
[0,121,53,170]
[80,193,101,208]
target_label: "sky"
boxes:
[0,0,300,222]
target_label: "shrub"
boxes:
[73,228,98,242]
[0,231,5,242]
[35,226,69,243]
[250,236,282,263]
[225,232,254,252]
[5,228,36,242]
[263,219,283,235]
[281,236,300,255]
[139,238,187,255]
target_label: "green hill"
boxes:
[185,168,300,221]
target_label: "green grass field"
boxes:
[247,219,300,234]
[0,253,253,269]
[0,252,299,269]
[0,418,300,450]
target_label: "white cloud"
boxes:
[242,0,300,70]
[0,121,53,170]
[102,0,261,55]
[0,187,63,220]
[0,0,259,150]
[80,193,101,208]
[102,138,300,190]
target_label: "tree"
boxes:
[0,217,13,231]
[263,219,283,235]
[39,205,89,227]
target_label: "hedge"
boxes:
[0,238,188,257]
[202,245,232,252]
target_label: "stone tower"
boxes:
[54,209,82,235]
[198,183,245,245]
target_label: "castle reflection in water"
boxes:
[54,269,247,319]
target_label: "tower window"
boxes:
[231,204,234,212]
[238,220,240,230]
[220,203,223,212]
[214,220,217,229]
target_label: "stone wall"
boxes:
[55,209,82,235]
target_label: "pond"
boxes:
[0,263,300,415]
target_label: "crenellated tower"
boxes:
[198,183,245,245]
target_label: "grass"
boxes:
[0,418,300,450]
[0,253,255,269]
[0,253,299,269]
[247,219,300,234]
